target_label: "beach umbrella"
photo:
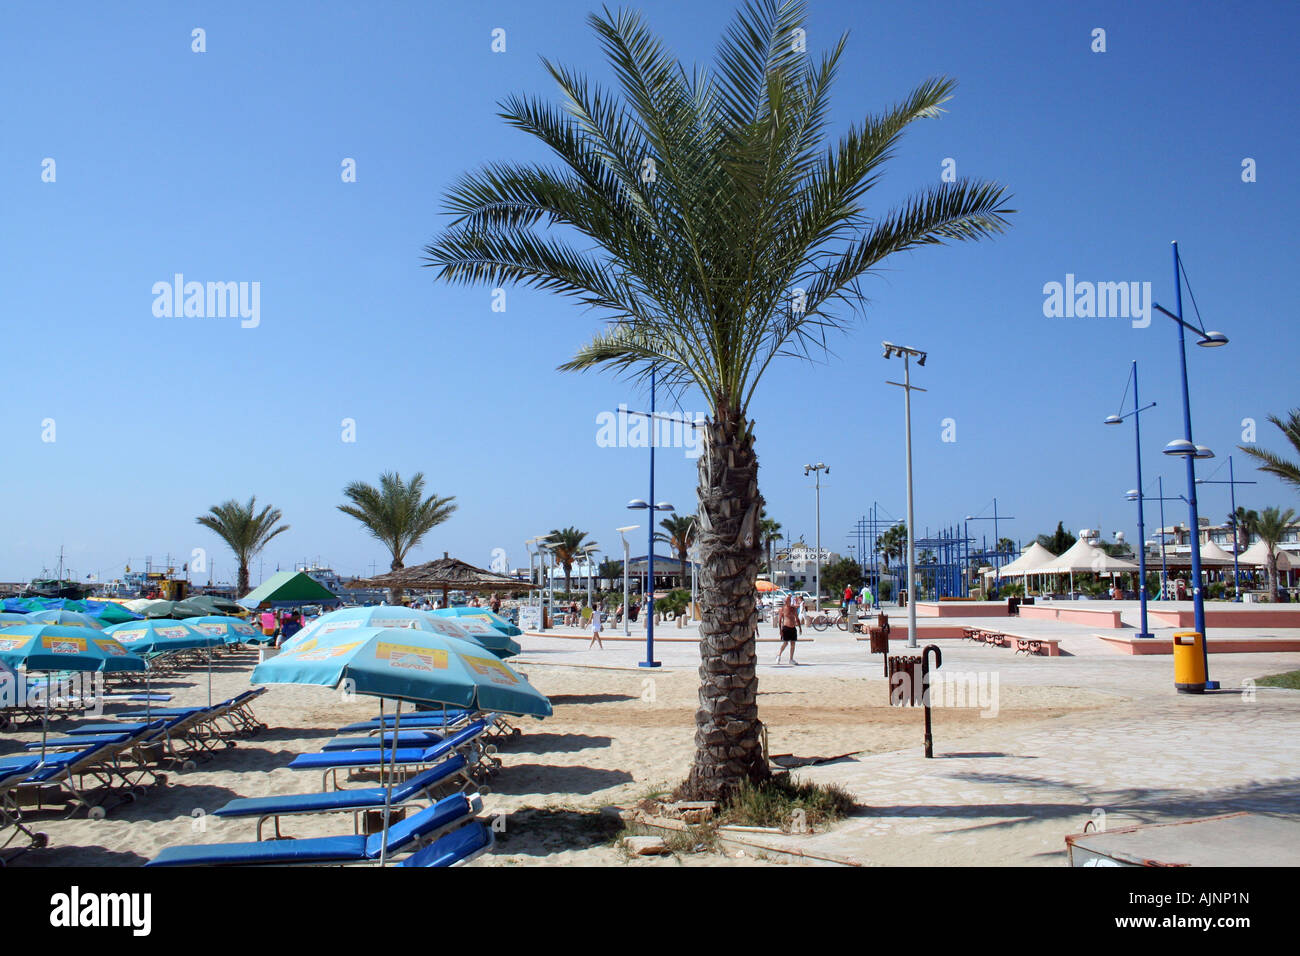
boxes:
[252,625,549,865]
[0,624,147,757]
[81,600,143,627]
[282,605,520,658]
[430,606,524,637]
[423,613,521,659]
[186,615,261,646]
[26,609,106,630]
[0,612,30,628]
[105,620,224,706]
[755,579,779,593]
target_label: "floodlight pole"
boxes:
[885,345,926,648]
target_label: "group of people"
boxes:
[257,608,308,645]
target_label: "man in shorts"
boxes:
[775,596,800,665]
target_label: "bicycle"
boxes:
[810,610,850,631]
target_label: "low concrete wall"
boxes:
[1018,604,1124,628]
[915,601,1009,618]
[1148,606,1300,629]
[1096,634,1300,655]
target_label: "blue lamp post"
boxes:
[1196,455,1255,601]
[627,499,674,667]
[1105,360,1157,638]
[1128,477,1187,603]
[1153,240,1229,689]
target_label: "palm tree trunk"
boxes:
[682,415,769,800]
[237,562,250,596]
[389,556,405,604]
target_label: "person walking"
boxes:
[588,606,604,649]
[775,596,801,664]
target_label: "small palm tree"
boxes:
[1229,506,1258,553]
[1239,410,1300,495]
[660,514,698,584]
[1250,506,1296,601]
[547,527,592,597]
[196,497,289,595]
[759,511,783,576]
[876,524,907,571]
[424,1,1012,799]
[339,472,457,600]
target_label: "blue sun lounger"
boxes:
[145,792,482,866]
[337,709,473,734]
[213,753,473,839]
[321,730,444,751]
[398,820,493,867]
[290,719,496,791]
[2,725,170,819]
[2,757,47,863]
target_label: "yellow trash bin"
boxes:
[1173,631,1206,694]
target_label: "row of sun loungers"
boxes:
[0,690,269,863]
[143,708,502,866]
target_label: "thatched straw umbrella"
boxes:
[354,554,533,607]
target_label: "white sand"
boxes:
[1,646,1114,867]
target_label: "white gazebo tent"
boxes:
[1236,541,1293,570]
[1040,539,1139,594]
[993,542,1058,594]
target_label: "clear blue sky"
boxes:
[2,0,1297,584]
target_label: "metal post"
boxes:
[1158,476,1168,600]
[904,354,917,648]
[1171,242,1209,685]
[1133,362,1151,638]
[814,469,822,612]
[1230,455,1241,601]
[642,371,660,668]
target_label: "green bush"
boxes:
[721,774,857,831]
[657,588,691,617]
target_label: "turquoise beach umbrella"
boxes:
[0,612,29,628]
[0,624,146,673]
[104,619,223,653]
[430,607,524,637]
[252,625,550,718]
[422,613,521,659]
[0,625,147,758]
[186,615,262,645]
[282,605,520,658]
[26,609,105,630]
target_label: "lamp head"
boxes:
[1193,445,1215,459]
[1103,414,1123,425]
[627,499,649,510]
[1163,439,1197,457]
[654,501,675,512]
[1126,490,1140,501]
[1197,331,1229,347]
[916,352,927,367]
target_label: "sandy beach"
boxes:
[3,633,1124,867]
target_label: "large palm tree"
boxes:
[660,514,698,584]
[1239,410,1300,496]
[338,472,457,600]
[423,1,1012,799]
[1250,506,1296,601]
[547,527,592,597]
[195,497,289,595]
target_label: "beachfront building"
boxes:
[767,541,842,593]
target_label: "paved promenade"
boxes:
[517,608,1300,865]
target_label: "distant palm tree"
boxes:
[547,527,592,597]
[196,497,289,595]
[1229,506,1259,553]
[759,512,783,576]
[1239,410,1300,496]
[660,514,698,584]
[1250,506,1296,601]
[339,472,457,600]
[876,524,907,571]
[423,1,1012,799]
